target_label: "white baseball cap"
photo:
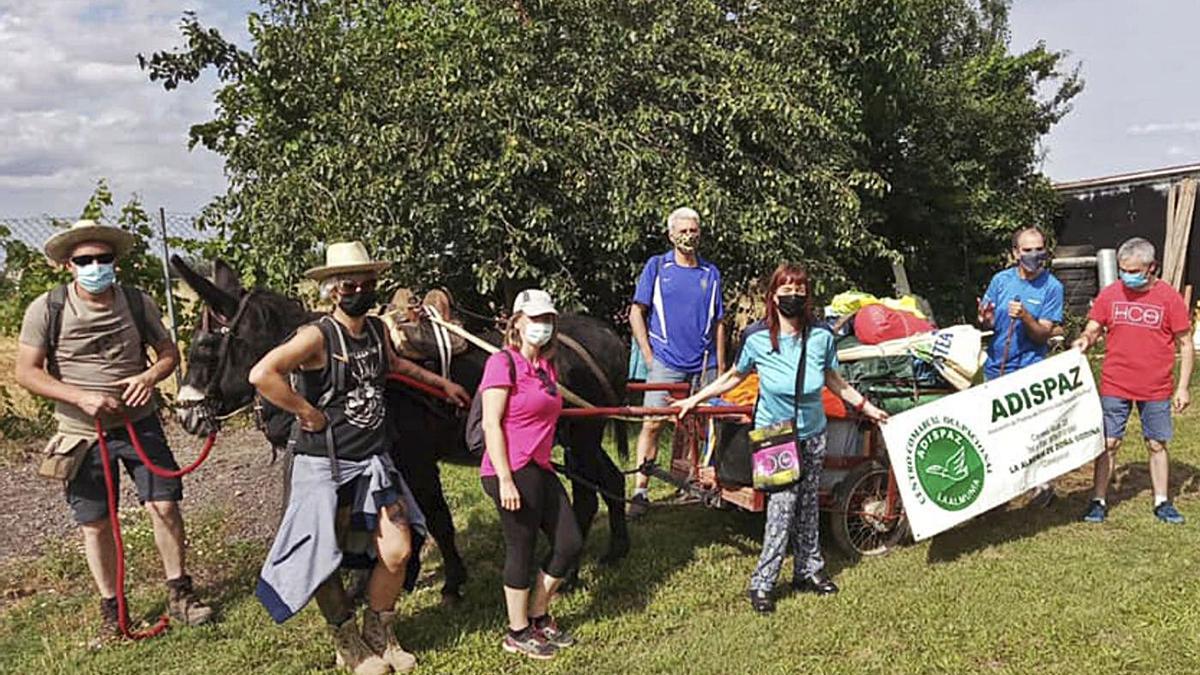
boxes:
[512,289,557,317]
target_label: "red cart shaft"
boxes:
[560,405,751,418]
[625,382,692,393]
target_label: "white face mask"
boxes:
[522,321,554,347]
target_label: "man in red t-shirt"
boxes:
[1074,237,1194,524]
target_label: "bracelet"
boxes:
[853,397,867,412]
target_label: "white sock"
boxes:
[1093,497,1106,506]
[1154,495,1168,507]
[634,487,649,498]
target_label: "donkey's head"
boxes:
[171,255,314,435]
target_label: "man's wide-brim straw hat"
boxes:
[43,219,135,264]
[304,241,391,281]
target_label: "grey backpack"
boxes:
[464,350,516,457]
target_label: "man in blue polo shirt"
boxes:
[978,225,1064,506]
[628,207,726,517]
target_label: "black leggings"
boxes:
[481,464,583,590]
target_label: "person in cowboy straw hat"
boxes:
[250,241,470,674]
[15,219,213,643]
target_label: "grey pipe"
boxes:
[158,208,182,390]
[1097,248,1118,289]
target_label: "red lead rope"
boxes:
[94,417,217,639]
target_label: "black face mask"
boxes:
[776,294,806,319]
[338,290,377,318]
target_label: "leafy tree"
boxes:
[836,0,1081,317]
[142,0,1079,323]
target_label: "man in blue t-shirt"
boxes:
[628,207,725,516]
[978,225,1064,506]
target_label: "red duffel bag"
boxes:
[853,304,934,345]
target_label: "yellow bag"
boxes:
[830,290,927,320]
[830,291,879,316]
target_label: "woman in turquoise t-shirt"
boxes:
[678,263,887,614]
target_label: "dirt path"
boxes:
[0,421,282,565]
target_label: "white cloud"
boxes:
[1127,121,1200,136]
[75,61,146,85]
[0,0,249,215]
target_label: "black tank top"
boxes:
[292,316,388,461]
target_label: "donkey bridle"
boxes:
[184,290,260,427]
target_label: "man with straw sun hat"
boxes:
[15,219,213,643]
[250,241,469,674]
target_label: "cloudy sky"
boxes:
[1,0,1198,217]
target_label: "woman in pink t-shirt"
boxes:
[479,289,581,660]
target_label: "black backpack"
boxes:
[44,284,151,378]
[464,350,516,457]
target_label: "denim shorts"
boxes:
[642,358,717,409]
[1101,396,1173,442]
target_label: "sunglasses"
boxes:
[70,253,116,266]
[535,366,558,396]
[335,279,377,294]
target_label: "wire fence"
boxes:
[0,212,208,255]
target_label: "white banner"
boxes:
[882,350,1105,541]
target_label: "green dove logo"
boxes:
[914,425,986,511]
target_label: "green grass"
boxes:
[2,393,1199,674]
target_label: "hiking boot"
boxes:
[502,626,557,660]
[332,616,391,675]
[532,614,576,649]
[95,596,128,645]
[1154,501,1185,525]
[362,608,417,673]
[1082,499,1108,524]
[626,493,651,519]
[166,575,214,627]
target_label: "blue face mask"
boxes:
[1120,271,1150,290]
[1118,269,1147,288]
[76,262,116,294]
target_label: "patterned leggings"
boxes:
[748,432,827,593]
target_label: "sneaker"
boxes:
[791,571,839,596]
[166,575,214,627]
[1154,501,1185,525]
[532,614,576,649]
[626,493,651,519]
[747,589,775,614]
[1081,499,1108,524]
[503,626,557,660]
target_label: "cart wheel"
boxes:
[829,461,910,558]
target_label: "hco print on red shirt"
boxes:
[1088,280,1190,401]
